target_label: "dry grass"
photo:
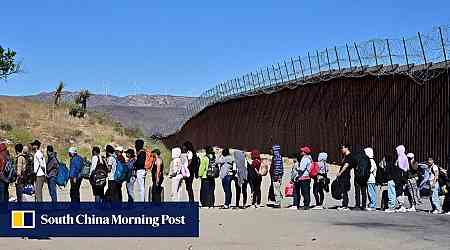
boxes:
[0,96,168,163]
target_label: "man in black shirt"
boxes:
[337,144,356,211]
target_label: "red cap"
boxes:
[300,146,311,154]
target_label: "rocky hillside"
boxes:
[27,91,195,108]
[25,92,196,136]
[0,96,170,164]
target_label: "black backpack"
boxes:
[90,156,108,187]
[353,152,371,186]
[206,156,219,178]
[192,154,201,179]
[331,178,343,200]
[21,154,35,185]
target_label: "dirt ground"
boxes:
[3,168,450,250]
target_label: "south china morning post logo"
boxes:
[11,210,35,229]
[3,203,199,237]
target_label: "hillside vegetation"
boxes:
[0,96,170,167]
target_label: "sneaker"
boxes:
[365,208,375,211]
[384,209,396,213]
[396,207,407,213]
[272,203,281,209]
[445,211,450,215]
[267,200,275,206]
[407,207,416,212]
[312,206,323,210]
[432,209,442,214]
[222,205,230,209]
[337,207,350,211]
[289,206,298,210]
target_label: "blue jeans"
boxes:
[367,183,377,209]
[0,181,8,202]
[387,180,396,209]
[48,177,58,203]
[222,175,233,206]
[431,183,441,211]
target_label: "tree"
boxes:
[0,46,21,80]
[54,81,64,106]
[78,89,91,111]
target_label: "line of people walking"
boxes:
[1,139,449,215]
[0,139,165,203]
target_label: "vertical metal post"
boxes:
[290,57,297,80]
[354,42,363,70]
[418,32,427,65]
[277,63,284,83]
[334,46,341,71]
[308,52,313,75]
[346,43,353,69]
[386,39,393,67]
[250,72,255,90]
[260,69,265,87]
[402,37,410,68]
[326,48,331,71]
[242,75,246,92]
[272,65,277,85]
[372,41,378,66]
[284,60,290,81]
[266,66,271,86]
[439,27,448,63]
[298,56,305,79]
[316,50,321,74]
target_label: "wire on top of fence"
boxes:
[179,26,450,133]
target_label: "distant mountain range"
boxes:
[25,91,196,136]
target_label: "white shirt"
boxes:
[187,151,193,161]
[430,164,439,185]
[107,156,117,181]
[33,150,46,177]
[90,155,100,175]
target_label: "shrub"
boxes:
[124,127,145,139]
[6,128,33,144]
[0,122,13,131]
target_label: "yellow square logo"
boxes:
[11,210,35,229]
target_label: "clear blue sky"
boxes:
[1,0,449,97]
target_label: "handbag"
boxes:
[284,181,294,197]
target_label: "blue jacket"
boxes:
[271,145,284,179]
[69,155,84,179]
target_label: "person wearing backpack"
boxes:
[250,149,262,208]
[89,146,106,203]
[427,157,442,214]
[406,153,421,209]
[217,148,234,209]
[353,150,370,210]
[0,143,10,202]
[198,146,216,208]
[125,149,137,203]
[31,140,46,202]
[46,145,59,203]
[14,144,26,203]
[134,139,147,202]
[294,146,313,210]
[312,152,329,210]
[68,147,83,202]
[151,149,164,202]
[182,141,199,202]
[364,148,377,211]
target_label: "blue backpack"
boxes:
[56,163,69,187]
[114,158,128,182]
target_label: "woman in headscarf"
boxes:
[395,145,410,212]
[169,147,184,201]
[233,150,248,208]
[365,148,377,211]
